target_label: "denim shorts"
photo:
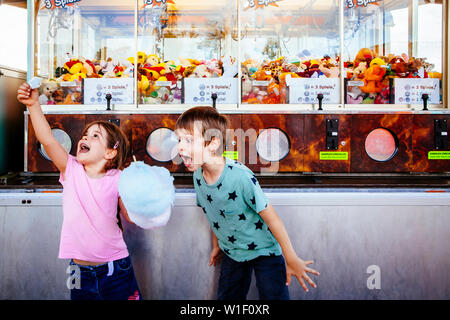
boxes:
[68,256,141,300]
[218,254,290,300]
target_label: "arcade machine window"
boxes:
[255,128,291,162]
[38,128,72,161]
[146,127,180,163]
[364,128,399,162]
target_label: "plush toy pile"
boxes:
[37,48,441,105]
[345,48,441,104]
[136,53,238,104]
[38,55,135,105]
[241,55,340,104]
[118,161,175,229]
[240,49,440,104]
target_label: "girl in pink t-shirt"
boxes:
[17,82,141,300]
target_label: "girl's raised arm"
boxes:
[17,82,68,174]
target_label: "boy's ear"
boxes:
[105,148,118,160]
[207,136,222,154]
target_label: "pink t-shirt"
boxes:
[58,155,129,262]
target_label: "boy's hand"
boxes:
[286,256,319,292]
[17,82,39,108]
[208,246,222,267]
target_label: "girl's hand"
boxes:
[285,256,319,292]
[208,246,223,267]
[17,82,39,108]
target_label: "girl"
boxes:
[17,82,141,300]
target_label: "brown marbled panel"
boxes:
[304,114,352,173]
[85,114,134,167]
[350,113,413,172]
[412,114,450,172]
[240,114,304,173]
[131,114,242,173]
[131,114,183,172]
[27,114,86,172]
[223,114,243,162]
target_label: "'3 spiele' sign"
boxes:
[247,0,281,8]
[43,0,81,9]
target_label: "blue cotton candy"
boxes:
[118,161,175,221]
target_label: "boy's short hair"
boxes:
[175,106,230,153]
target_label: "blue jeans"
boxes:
[218,254,290,300]
[69,256,141,300]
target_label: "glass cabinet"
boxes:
[30,0,447,108]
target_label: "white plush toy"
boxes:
[118,161,175,229]
[221,56,238,78]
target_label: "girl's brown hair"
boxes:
[175,106,230,153]
[81,120,129,171]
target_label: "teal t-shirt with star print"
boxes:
[194,157,282,262]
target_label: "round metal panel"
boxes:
[146,127,179,162]
[364,128,398,162]
[255,128,290,162]
[39,128,72,161]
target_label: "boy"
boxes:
[175,106,319,300]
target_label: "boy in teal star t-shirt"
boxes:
[175,106,319,300]
[194,157,282,262]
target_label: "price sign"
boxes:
[83,78,134,105]
[287,78,340,104]
[184,78,239,105]
[394,78,440,104]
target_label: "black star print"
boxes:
[248,242,257,250]
[269,252,276,257]
[213,222,220,230]
[207,194,213,203]
[201,206,206,214]
[224,249,230,255]
[238,213,246,221]
[264,203,268,208]
[254,220,263,230]
[228,235,236,243]
[196,178,202,186]
[250,197,256,205]
[220,210,226,218]
[217,183,222,190]
[228,165,233,170]
[228,191,237,201]
[251,177,257,185]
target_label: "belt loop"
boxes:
[107,261,114,276]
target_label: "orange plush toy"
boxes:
[360,65,386,93]
[354,48,376,66]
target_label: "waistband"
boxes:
[69,256,130,275]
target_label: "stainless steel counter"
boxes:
[1,189,449,300]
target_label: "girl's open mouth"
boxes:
[79,142,90,154]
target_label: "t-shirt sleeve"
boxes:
[240,171,269,214]
[58,154,76,186]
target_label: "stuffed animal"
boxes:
[146,54,160,66]
[221,56,238,78]
[360,65,386,93]
[346,86,364,104]
[241,64,253,98]
[354,48,376,66]
[118,161,175,229]
[191,64,216,78]
[39,81,59,105]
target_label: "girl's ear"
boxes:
[105,148,118,160]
